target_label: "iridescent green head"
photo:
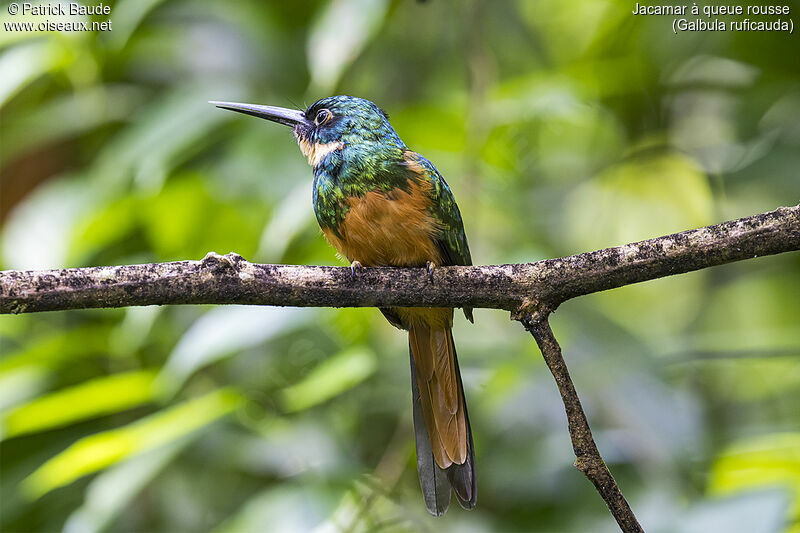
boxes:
[298,96,402,148]
[211,95,405,165]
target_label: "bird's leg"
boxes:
[426,261,436,283]
[350,260,364,278]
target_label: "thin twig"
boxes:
[522,314,644,533]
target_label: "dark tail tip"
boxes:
[447,461,477,509]
[449,349,477,509]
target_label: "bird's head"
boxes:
[211,95,404,167]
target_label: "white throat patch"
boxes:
[298,139,343,167]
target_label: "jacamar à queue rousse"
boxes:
[212,96,475,515]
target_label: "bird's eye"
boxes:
[314,109,333,126]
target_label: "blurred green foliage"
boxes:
[1,0,799,531]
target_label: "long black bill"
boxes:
[209,101,309,127]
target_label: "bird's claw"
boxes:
[350,260,363,278]
[202,251,241,270]
[426,261,436,282]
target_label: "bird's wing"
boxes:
[402,151,472,268]
[402,151,474,322]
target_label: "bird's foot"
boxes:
[202,251,242,270]
[350,260,364,278]
[426,261,436,282]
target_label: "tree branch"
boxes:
[1,205,797,315]
[523,315,643,533]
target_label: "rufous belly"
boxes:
[322,181,443,268]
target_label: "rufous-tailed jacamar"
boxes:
[212,96,476,515]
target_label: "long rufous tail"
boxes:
[408,321,476,515]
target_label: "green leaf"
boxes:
[281,347,376,412]
[0,325,111,373]
[0,41,59,105]
[67,194,141,265]
[214,485,337,533]
[0,367,51,412]
[63,439,190,533]
[564,153,714,339]
[106,0,171,50]
[696,272,800,353]
[0,85,145,164]
[87,85,234,193]
[709,432,800,522]
[21,388,242,499]
[1,370,158,440]
[140,174,263,260]
[389,104,467,153]
[307,0,390,92]
[255,182,315,263]
[158,306,314,395]
[565,152,714,249]
[1,175,94,270]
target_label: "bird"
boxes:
[211,96,476,515]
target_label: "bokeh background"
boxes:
[1,1,799,531]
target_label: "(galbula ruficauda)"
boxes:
[212,96,476,515]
